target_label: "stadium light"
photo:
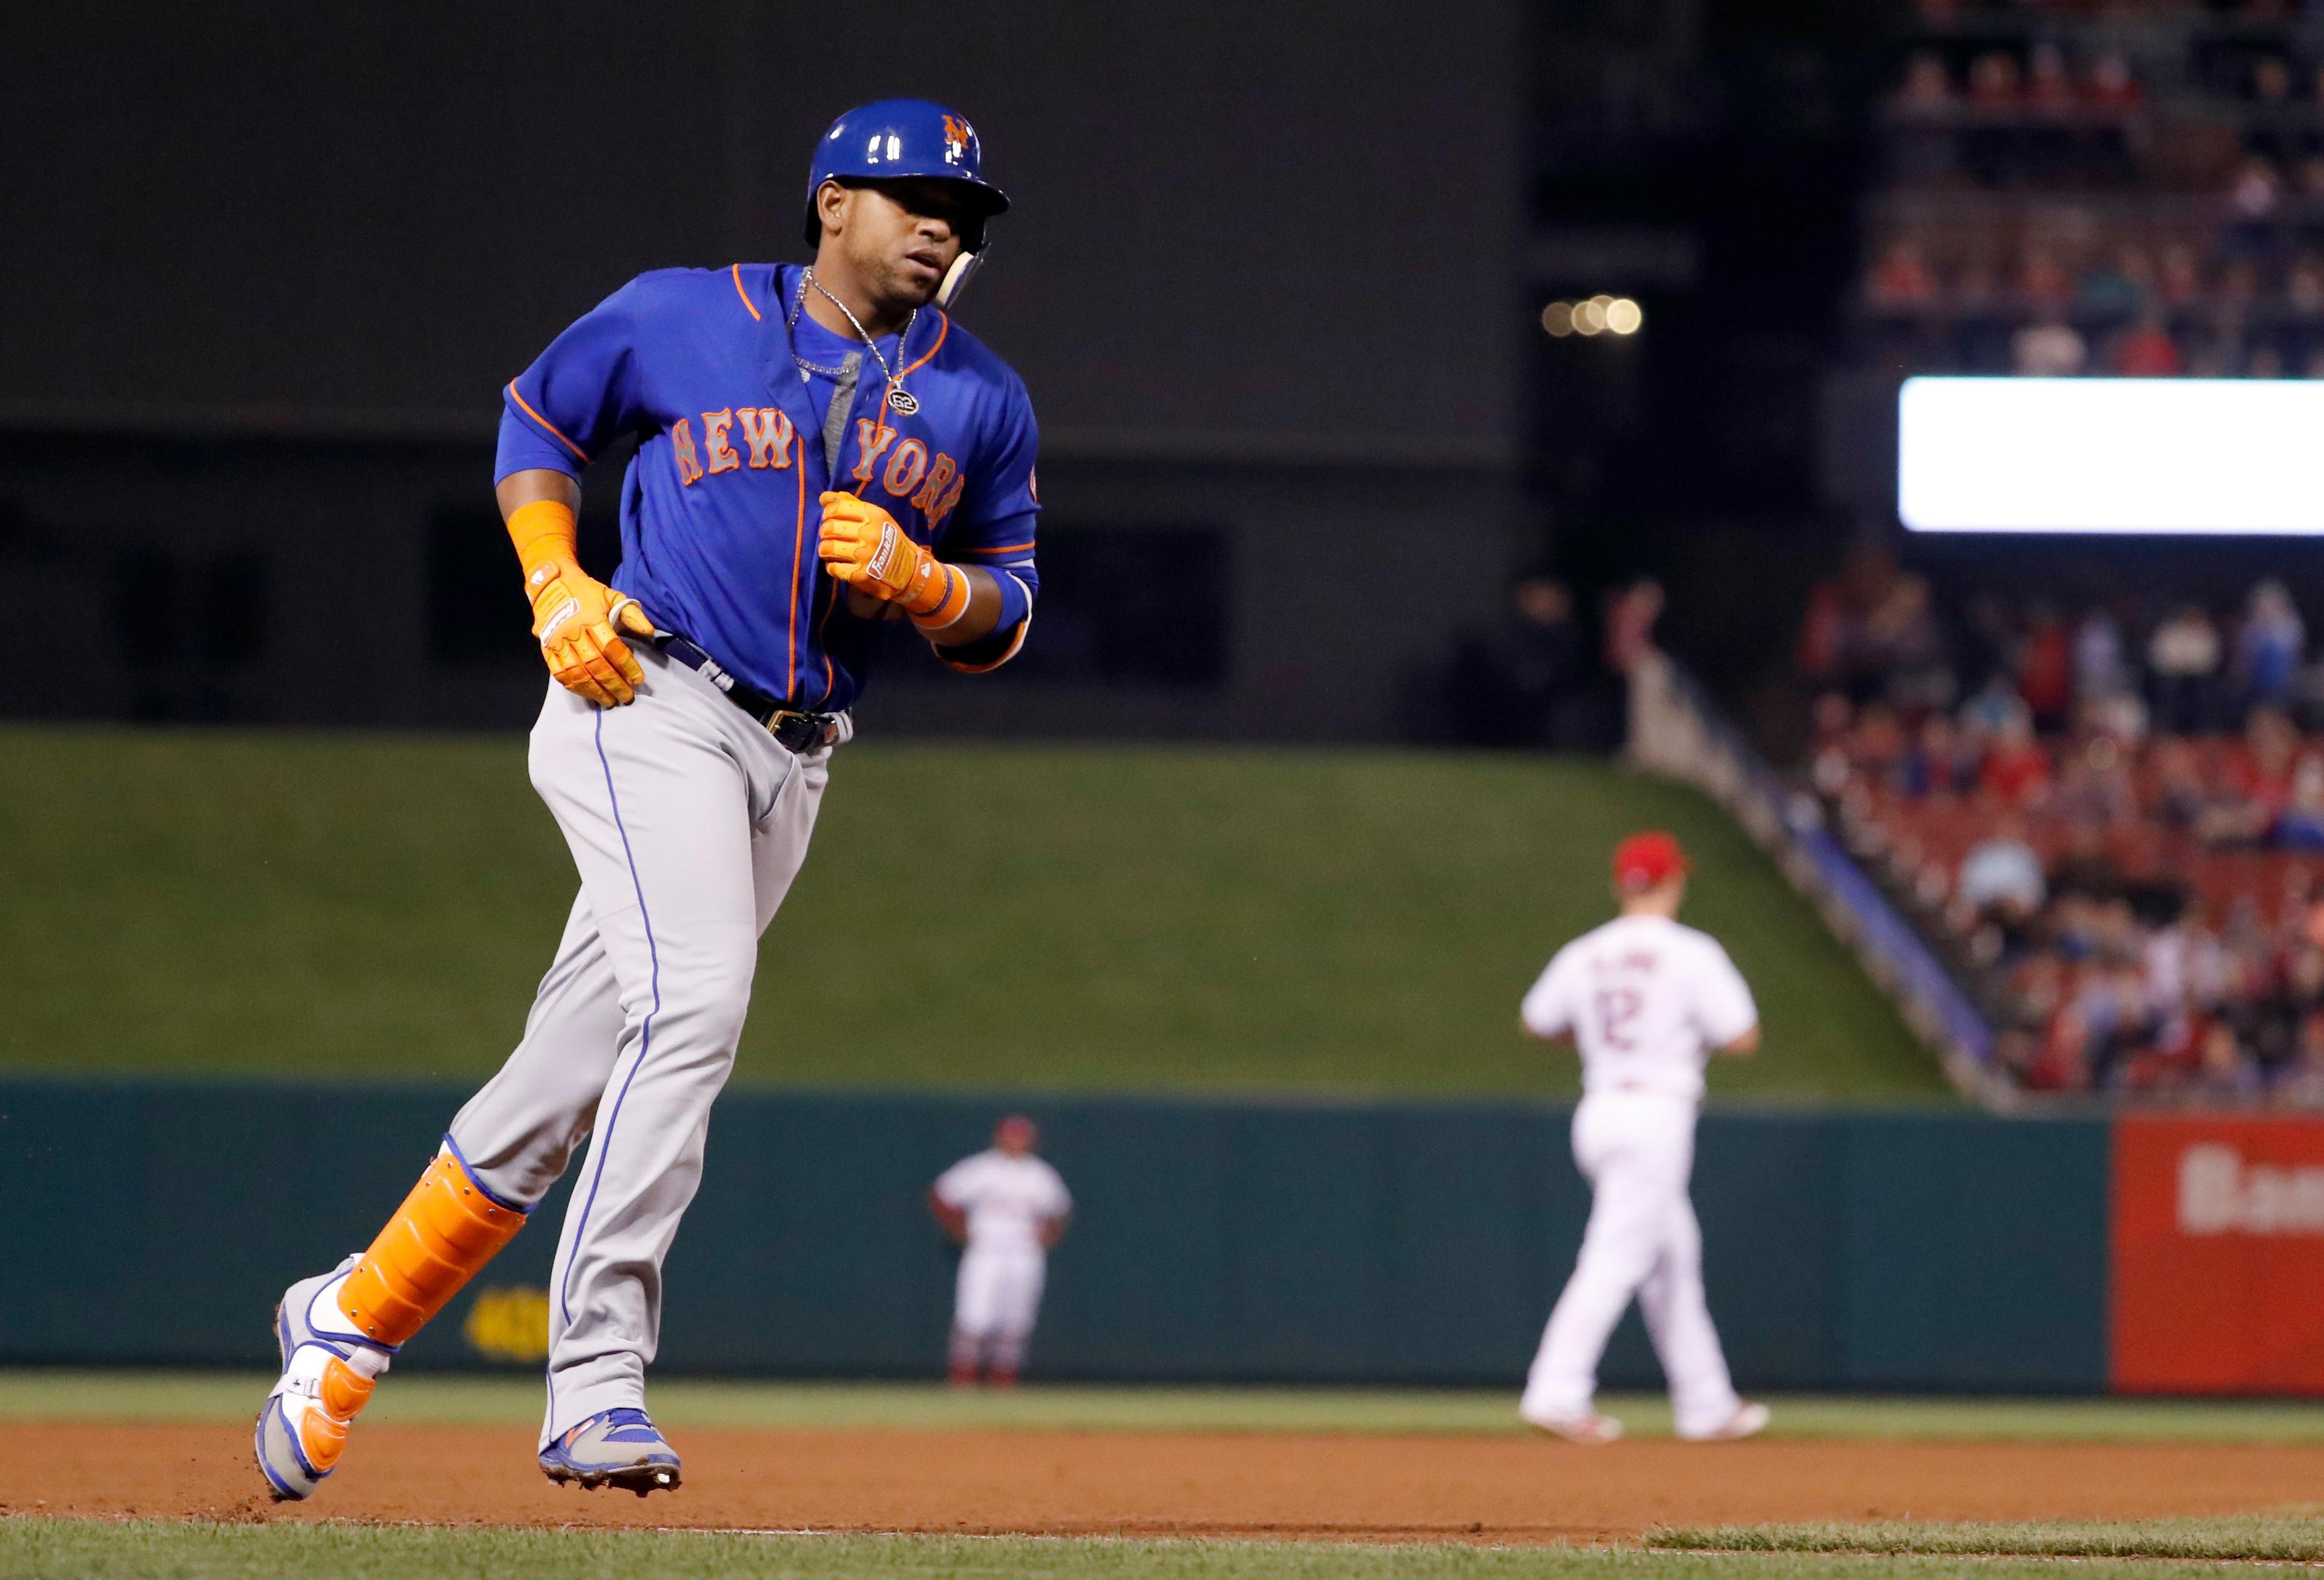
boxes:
[1541,297,1642,341]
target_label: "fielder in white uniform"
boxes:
[1515,831,1771,1444]
[929,1115,1071,1386]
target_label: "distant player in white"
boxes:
[929,1114,1071,1386]
[1516,831,1771,1444]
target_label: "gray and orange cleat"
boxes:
[540,1408,683,1496]
[1681,1401,1772,1443]
[254,1253,392,1500]
[1521,1409,1625,1444]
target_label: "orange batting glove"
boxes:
[508,499,655,708]
[817,493,970,629]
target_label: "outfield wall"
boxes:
[0,1081,2162,1392]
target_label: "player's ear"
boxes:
[814,179,850,242]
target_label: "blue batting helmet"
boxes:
[802,99,1009,249]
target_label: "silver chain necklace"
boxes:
[794,268,920,414]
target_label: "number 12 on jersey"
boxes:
[1594,987,1642,1051]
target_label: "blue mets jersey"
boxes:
[495,263,1040,711]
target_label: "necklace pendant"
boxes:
[886,387,920,415]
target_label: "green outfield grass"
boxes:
[1651,1516,2324,1562]
[0,1521,2303,1580]
[13,1515,2286,1580]
[0,728,1937,1098]
[5,1373,2323,1443]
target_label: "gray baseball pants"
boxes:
[444,642,832,1446]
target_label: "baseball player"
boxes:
[255,100,1040,1500]
[929,1114,1071,1386]
[1515,832,1771,1444]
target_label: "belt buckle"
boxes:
[769,709,832,751]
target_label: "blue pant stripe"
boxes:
[557,709,665,1337]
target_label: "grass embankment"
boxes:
[0,728,1937,1098]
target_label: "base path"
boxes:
[10,1425,2324,1543]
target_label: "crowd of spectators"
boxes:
[1865,0,2324,375]
[1799,550,2316,728]
[1799,551,2324,1102]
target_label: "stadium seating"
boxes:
[1865,0,2324,378]
[1802,557,2324,1101]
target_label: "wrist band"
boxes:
[507,499,579,579]
[910,564,973,632]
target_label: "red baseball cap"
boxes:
[1612,831,1689,892]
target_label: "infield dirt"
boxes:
[6,1425,2324,1544]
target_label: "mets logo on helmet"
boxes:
[941,114,974,162]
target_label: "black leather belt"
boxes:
[655,632,844,752]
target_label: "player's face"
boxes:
[833,180,971,309]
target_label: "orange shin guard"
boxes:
[337,1150,526,1346]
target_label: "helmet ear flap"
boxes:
[936,250,983,308]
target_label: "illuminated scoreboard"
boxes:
[1899,377,2324,536]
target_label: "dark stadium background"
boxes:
[0,0,1917,743]
[6,0,2324,1421]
